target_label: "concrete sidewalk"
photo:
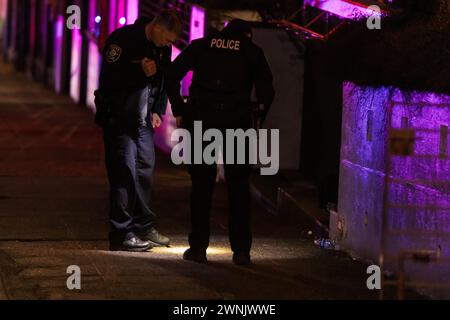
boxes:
[0,63,416,300]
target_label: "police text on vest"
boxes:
[211,38,241,51]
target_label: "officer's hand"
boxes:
[176,116,183,128]
[141,58,157,77]
[152,113,162,129]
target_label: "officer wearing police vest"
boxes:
[166,19,275,265]
[95,11,181,252]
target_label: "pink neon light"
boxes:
[87,42,101,111]
[126,0,139,25]
[190,5,205,42]
[171,46,181,61]
[88,0,97,30]
[117,0,126,28]
[109,0,117,33]
[305,0,382,19]
[54,15,64,93]
[70,28,82,102]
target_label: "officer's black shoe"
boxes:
[233,252,251,266]
[110,234,153,252]
[183,248,207,264]
[140,228,171,247]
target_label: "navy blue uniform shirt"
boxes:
[165,25,274,118]
[98,16,171,121]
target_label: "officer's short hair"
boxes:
[154,9,182,35]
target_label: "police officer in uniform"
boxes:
[166,19,275,265]
[95,11,181,252]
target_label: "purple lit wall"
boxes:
[107,0,136,28]
[127,0,139,25]
[53,15,64,93]
[109,0,118,33]
[117,0,126,26]
[87,42,100,110]
[86,0,100,110]
[190,6,205,41]
[70,28,82,102]
[305,0,382,19]
[332,82,450,298]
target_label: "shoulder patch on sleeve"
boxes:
[106,44,122,63]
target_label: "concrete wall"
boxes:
[331,82,450,299]
[252,27,305,170]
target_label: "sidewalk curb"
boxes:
[250,183,329,235]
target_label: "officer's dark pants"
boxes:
[103,124,157,242]
[187,110,253,255]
